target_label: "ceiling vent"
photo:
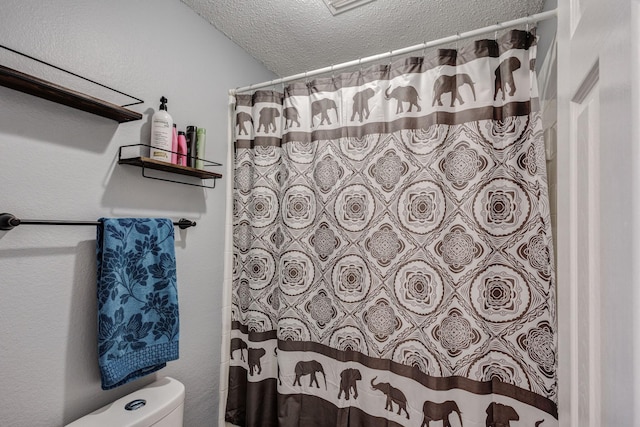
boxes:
[322,0,377,15]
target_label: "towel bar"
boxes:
[0,213,196,231]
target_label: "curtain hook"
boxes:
[495,22,499,41]
[422,40,426,57]
[331,63,335,80]
[455,32,460,50]
[359,57,363,75]
[388,50,393,67]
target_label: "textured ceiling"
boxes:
[181,0,546,77]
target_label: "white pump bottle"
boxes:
[149,96,174,162]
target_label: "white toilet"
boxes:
[65,377,185,427]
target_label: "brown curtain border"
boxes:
[230,322,557,418]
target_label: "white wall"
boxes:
[0,1,275,426]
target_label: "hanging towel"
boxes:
[96,218,179,390]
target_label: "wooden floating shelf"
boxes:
[0,64,142,123]
[118,157,223,180]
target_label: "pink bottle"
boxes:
[171,124,178,164]
[177,131,188,166]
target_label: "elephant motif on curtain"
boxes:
[385,85,421,113]
[311,98,338,126]
[283,106,301,129]
[257,107,280,133]
[432,73,476,107]
[236,111,253,135]
[494,57,522,100]
[351,88,375,122]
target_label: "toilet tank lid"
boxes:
[65,377,185,427]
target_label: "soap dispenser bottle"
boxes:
[149,96,174,162]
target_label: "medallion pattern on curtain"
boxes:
[227,30,557,427]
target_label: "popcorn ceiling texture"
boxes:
[181,0,545,77]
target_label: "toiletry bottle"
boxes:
[185,125,198,167]
[195,127,206,169]
[171,123,178,164]
[149,97,173,162]
[177,131,188,166]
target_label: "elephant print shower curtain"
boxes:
[227,30,557,427]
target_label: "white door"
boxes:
[557,0,638,425]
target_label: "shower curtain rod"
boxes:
[230,8,557,95]
[0,213,197,231]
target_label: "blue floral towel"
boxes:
[96,218,179,390]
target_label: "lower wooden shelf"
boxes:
[118,145,223,188]
[119,156,223,179]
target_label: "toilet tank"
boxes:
[65,377,185,427]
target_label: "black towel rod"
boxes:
[0,213,196,231]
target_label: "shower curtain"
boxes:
[226,29,557,427]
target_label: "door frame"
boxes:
[556,0,638,425]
